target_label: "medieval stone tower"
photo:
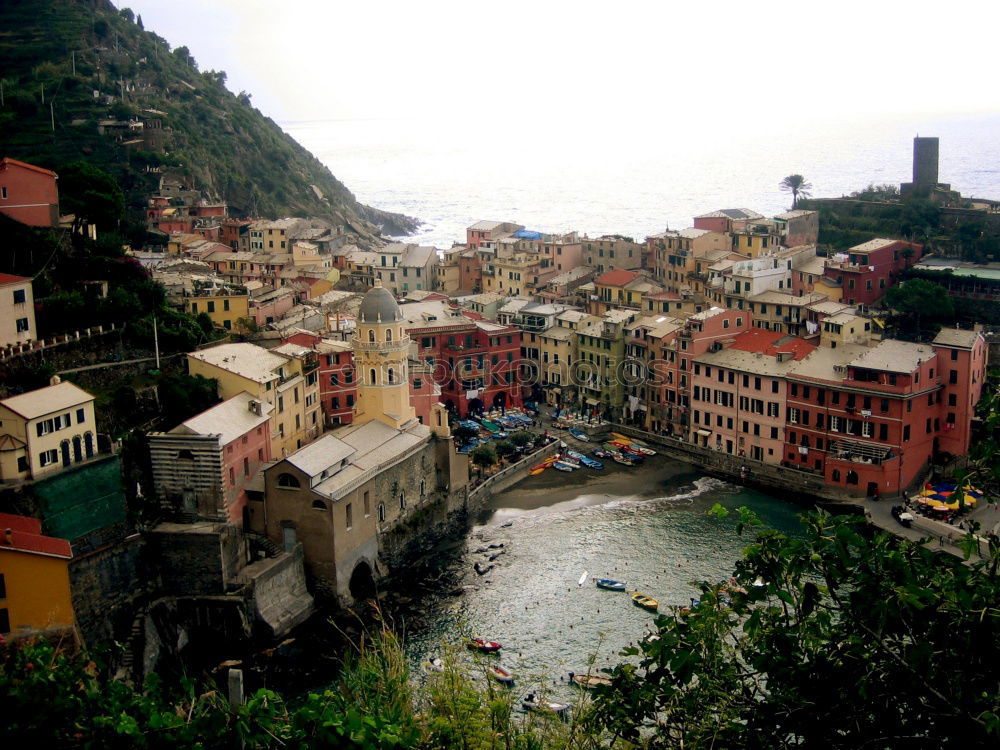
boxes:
[352,281,417,430]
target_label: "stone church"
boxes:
[249,281,469,603]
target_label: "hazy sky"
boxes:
[124,0,1000,126]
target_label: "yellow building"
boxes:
[184,290,250,331]
[0,379,98,482]
[436,247,463,292]
[730,220,782,259]
[187,342,321,457]
[0,512,75,639]
[537,326,575,389]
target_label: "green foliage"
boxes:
[453,424,479,443]
[494,439,517,459]
[58,161,126,231]
[471,444,497,468]
[883,278,955,340]
[593,510,1000,748]
[509,430,534,447]
[779,174,812,209]
[850,182,901,201]
[0,626,601,749]
[157,373,219,426]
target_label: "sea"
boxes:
[284,110,1000,248]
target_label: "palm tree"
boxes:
[780,174,813,209]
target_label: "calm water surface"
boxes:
[403,455,807,700]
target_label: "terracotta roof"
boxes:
[0,273,31,286]
[0,157,58,178]
[729,329,815,360]
[0,512,72,559]
[595,269,640,287]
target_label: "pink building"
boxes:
[0,157,59,227]
[690,330,815,462]
[148,392,274,525]
[820,238,922,306]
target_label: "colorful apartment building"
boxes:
[774,210,819,247]
[0,157,59,227]
[818,238,922,307]
[187,342,321,457]
[0,513,75,639]
[642,308,753,436]
[582,235,645,273]
[646,228,730,290]
[0,273,35,347]
[148,393,274,524]
[574,309,637,416]
[590,270,664,315]
[402,301,522,417]
[182,289,250,331]
[784,330,985,496]
[689,330,816,461]
[0,380,98,483]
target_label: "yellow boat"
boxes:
[631,592,658,612]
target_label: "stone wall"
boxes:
[148,522,247,596]
[239,544,314,638]
[70,533,156,647]
[466,441,561,509]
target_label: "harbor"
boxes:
[402,449,807,702]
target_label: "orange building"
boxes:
[0,157,59,227]
[0,513,75,639]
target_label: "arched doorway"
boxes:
[468,397,484,416]
[72,435,82,462]
[491,391,507,412]
[60,440,71,467]
[349,560,377,601]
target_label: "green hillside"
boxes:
[0,0,417,238]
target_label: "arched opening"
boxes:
[311,499,328,511]
[468,397,484,416]
[386,328,392,342]
[492,391,507,411]
[178,449,195,461]
[846,470,859,485]
[369,368,377,385]
[60,440,71,468]
[368,328,375,343]
[388,367,395,384]
[277,473,301,488]
[399,490,406,510]
[84,432,94,458]
[832,469,841,482]
[377,503,385,522]
[72,435,82,463]
[349,560,377,601]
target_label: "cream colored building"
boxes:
[187,342,322,457]
[0,274,35,347]
[0,379,98,482]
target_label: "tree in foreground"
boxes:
[593,508,1000,748]
[780,174,813,209]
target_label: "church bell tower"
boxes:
[352,281,416,430]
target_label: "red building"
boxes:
[0,157,59,227]
[783,329,986,496]
[642,307,753,436]
[408,316,522,417]
[821,238,922,306]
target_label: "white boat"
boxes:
[522,693,570,716]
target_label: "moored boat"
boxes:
[592,448,612,459]
[479,419,501,433]
[612,453,634,466]
[491,665,515,684]
[568,428,590,441]
[522,693,570,716]
[467,638,503,653]
[570,673,613,689]
[553,461,576,472]
[632,592,658,612]
[595,578,626,591]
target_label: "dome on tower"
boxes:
[358,280,402,323]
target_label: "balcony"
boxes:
[828,438,894,465]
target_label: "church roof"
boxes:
[358,281,402,323]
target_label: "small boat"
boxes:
[568,428,590,441]
[558,453,581,466]
[491,665,515,684]
[571,673,613,689]
[553,461,576,472]
[592,449,611,459]
[578,570,588,586]
[479,419,501,433]
[580,456,604,470]
[632,593,658,612]
[529,465,547,476]
[596,578,626,591]
[424,657,444,672]
[612,453,634,467]
[522,693,570,716]
[468,638,503,653]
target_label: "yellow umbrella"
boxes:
[919,489,937,497]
